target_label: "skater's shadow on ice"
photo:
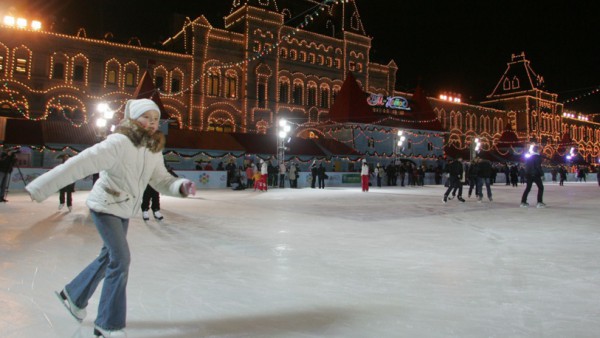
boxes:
[13,213,80,247]
[126,307,356,337]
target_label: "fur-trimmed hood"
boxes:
[115,119,165,153]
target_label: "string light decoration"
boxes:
[561,85,600,104]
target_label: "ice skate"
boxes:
[457,196,465,202]
[55,289,86,322]
[58,203,64,210]
[94,325,127,337]
[520,202,529,208]
[536,202,546,208]
[142,211,149,221]
[153,210,164,220]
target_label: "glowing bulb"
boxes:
[3,16,15,26]
[31,20,41,30]
[103,110,114,119]
[16,18,27,28]
[279,131,287,138]
[96,118,107,128]
[279,118,287,127]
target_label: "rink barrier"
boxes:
[4,169,582,191]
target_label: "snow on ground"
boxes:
[1,182,599,337]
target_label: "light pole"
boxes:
[470,137,481,162]
[277,118,291,165]
[395,130,406,164]
[95,102,115,140]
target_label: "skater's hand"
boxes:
[181,180,196,196]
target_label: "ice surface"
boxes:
[1,182,600,337]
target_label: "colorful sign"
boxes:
[366,93,411,110]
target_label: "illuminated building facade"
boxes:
[0,1,598,165]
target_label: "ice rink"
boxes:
[1,181,599,337]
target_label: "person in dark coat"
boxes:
[317,163,327,189]
[521,145,545,208]
[558,165,567,186]
[57,154,75,211]
[310,160,318,188]
[476,157,494,201]
[443,157,465,203]
[467,159,479,198]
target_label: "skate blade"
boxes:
[54,290,83,323]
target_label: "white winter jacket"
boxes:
[26,133,188,219]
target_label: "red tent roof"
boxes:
[328,72,377,123]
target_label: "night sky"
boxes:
[10,0,600,112]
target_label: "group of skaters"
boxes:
[226,159,303,190]
[442,145,549,208]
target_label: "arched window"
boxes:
[52,62,65,79]
[293,82,303,105]
[123,62,139,87]
[153,66,167,91]
[13,46,32,78]
[279,80,289,103]
[206,71,219,96]
[332,86,340,104]
[105,59,120,87]
[224,71,237,98]
[307,83,317,106]
[170,68,184,94]
[257,81,267,108]
[320,86,330,108]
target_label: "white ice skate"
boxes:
[55,289,86,322]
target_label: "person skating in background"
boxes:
[520,145,545,208]
[317,162,327,189]
[310,160,318,188]
[476,157,494,202]
[57,154,76,212]
[558,165,567,186]
[443,157,465,203]
[141,185,162,221]
[25,98,196,337]
[467,158,479,198]
[278,161,286,188]
[375,163,383,187]
[361,159,370,192]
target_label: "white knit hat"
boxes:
[124,98,160,120]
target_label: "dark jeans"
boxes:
[521,176,544,204]
[476,177,492,199]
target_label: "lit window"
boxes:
[107,70,116,84]
[207,74,219,96]
[125,72,135,86]
[0,56,4,72]
[225,76,237,98]
[15,58,27,73]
